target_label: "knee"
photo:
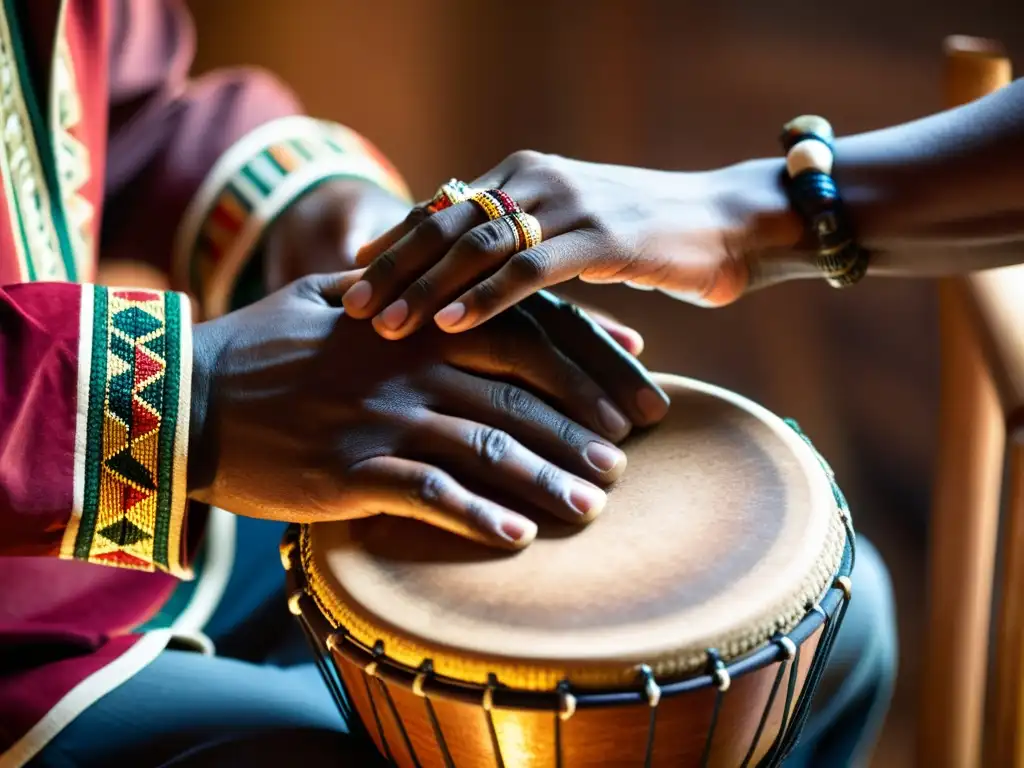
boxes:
[846,537,898,687]
[812,535,898,722]
[161,728,381,767]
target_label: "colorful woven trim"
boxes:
[174,116,411,318]
[63,286,193,577]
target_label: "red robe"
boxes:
[0,2,408,764]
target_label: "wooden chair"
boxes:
[917,36,1024,768]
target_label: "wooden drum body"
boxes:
[282,374,855,767]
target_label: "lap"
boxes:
[787,536,897,767]
[31,652,359,768]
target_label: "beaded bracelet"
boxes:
[779,115,869,288]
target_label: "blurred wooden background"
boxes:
[185,2,1024,763]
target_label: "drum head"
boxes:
[302,374,845,689]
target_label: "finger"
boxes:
[521,292,670,427]
[310,269,368,306]
[293,271,367,307]
[343,455,537,550]
[342,203,410,270]
[553,297,645,356]
[410,413,607,524]
[589,314,644,356]
[353,209,420,267]
[370,216,524,340]
[353,159,519,266]
[444,314,633,442]
[341,202,486,321]
[439,369,628,483]
[434,231,595,333]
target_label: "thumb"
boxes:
[294,269,368,307]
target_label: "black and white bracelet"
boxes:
[780,115,869,288]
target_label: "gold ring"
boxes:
[426,179,474,214]
[506,211,543,250]
[502,216,521,251]
[469,189,509,221]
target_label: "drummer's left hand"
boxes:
[262,179,410,292]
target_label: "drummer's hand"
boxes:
[188,272,668,550]
[261,176,647,356]
[344,152,802,338]
[261,179,410,291]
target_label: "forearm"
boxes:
[723,79,1024,283]
[840,78,1024,273]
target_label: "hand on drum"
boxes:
[343,151,797,338]
[188,271,668,550]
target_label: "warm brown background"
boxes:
[185,2,1024,764]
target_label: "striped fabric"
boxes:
[175,117,411,318]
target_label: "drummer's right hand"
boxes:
[186,272,646,550]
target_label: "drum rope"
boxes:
[324,632,356,726]
[289,588,357,730]
[699,650,731,768]
[362,671,394,763]
[375,678,422,767]
[415,661,456,768]
[637,664,661,767]
[760,642,803,766]
[777,612,836,762]
[778,577,854,760]
[309,625,352,726]
[483,674,507,768]
[422,697,454,768]
[553,680,575,768]
[739,636,797,768]
[371,640,423,768]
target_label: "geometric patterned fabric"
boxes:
[64,287,186,573]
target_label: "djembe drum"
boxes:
[282,374,854,767]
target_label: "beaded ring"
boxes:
[490,189,523,215]
[469,189,517,221]
[426,179,475,214]
[779,115,869,288]
[506,211,543,250]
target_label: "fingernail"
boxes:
[435,302,467,329]
[343,280,372,310]
[569,482,607,519]
[500,515,537,544]
[636,388,670,422]
[585,442,626,473]
[622,328,645,356]
[597,398,629,436]
[379,299,409,331]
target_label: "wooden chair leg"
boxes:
[988,435,1024,765]
[919,281,1005,768]
[917,37,1012,768]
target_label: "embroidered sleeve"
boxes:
[0,282,194,578]
[173,117,410,318]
